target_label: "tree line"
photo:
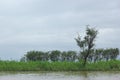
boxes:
[21,48,119,62]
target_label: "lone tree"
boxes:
[75,26,98,66]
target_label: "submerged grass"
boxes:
[0,60,120,71]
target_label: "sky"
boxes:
[0,0,120,60]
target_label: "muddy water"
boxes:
[0,71,120,80]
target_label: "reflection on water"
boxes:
[0,71,120,80]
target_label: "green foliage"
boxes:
[91,48,119,62]
[25,51,49,61]
[23,50,78,62]
[68,51,77,61]
[0,60,120,71]
[49,50,61,62]
[22,48,119,63]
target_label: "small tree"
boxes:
[75,27,98,66]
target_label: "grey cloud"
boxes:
[0,0,119,60]
[96,28,120,48]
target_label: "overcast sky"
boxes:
[0,0,120,60]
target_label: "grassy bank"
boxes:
[0,60,120,71]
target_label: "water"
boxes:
[0,71,120,80]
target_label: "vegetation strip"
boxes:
[0,60,120,71]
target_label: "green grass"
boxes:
[0,60,120,71]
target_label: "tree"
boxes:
[75,27,98,66]
[49,50,61,61]
[20,56,26,62]
[94,49,103,62]
[26,51,38,61]
[42,52,50,61]
[25,51,49,61]
[109,48,119,60]
[61,51,67,61]
[66,51,77,62]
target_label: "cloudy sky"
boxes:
[0,0,120,60]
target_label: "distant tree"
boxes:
[93,49,103,62]
[75,27,98,66]
[87,49,94,62]
[66,51,77,62]
[35,51,45,61]
[20,56,26,62]
[61,51,67,61]
[49,50,61,61]
[26,51,38,61]
[109,48,119,60]
[42,52,50,61]
[95,48,120,61]
[25,51,49,61]
[102,49,110,61]
[92,48,119,62]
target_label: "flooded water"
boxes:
[0,71,120,80]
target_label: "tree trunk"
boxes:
[83,49,90,66]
